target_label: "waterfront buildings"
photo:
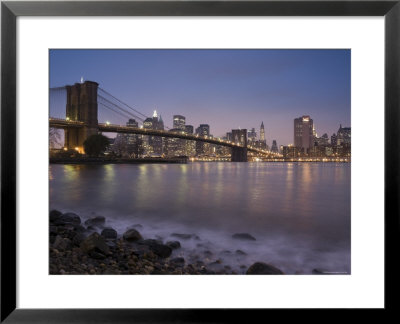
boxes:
[259,122,267,149]
[232,129,247,146]
[173,115,186,130]
[337,124,351,145]
[248,128,257,145]
[294,116,314,152]
[195,124,210,155]
[271,140,279,153]
[142,110,164,156]
[104,113,350,160]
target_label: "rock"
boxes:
[49,225,58,235]
[84,216,106,227]
[101,227,117,240]
[150,244,172,258]
[80,232,110,255]
[74,225,86,233]
[312,268,331,275]
[72,232,86,246]
[235,250,247,256]
[166,241,181,250]
[106,241,117,249]
[139,239,163,246]
[53,212,81,226]
[170,257,185,267]
[52,235,72,251]
[123,229,143,242]
[89,251,106,260]
[49,210,62,223]
[138,239,172,258]
[246,262,283,275]
[232,233,256,241]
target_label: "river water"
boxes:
[49,162,351,274]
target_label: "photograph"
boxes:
[48,49,351,276]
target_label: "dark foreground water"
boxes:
[49,162,351,274]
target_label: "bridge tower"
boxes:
[64,81,99,152]
[231,129,248,162]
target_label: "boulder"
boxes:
[246,262,283,275]
[53,212,81,226]
[232,233,256,241]
[166,241,181,250]
[72,232,86,246]
[74,225,86,233]
[49,225,58,235]
[101,227,117,240]
[123,229,143,242]
[138,239,172,258]
[312,268,330,275]
[49,210,62,223]
[170,257,185,267]
[52,235,72,251]
[150,244,172,258]
[84,216,106,227]
[80,232,110,255]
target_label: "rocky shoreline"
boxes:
[49,210,285,275]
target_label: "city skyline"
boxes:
[50,49,351,146]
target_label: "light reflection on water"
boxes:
[49,162,350,274]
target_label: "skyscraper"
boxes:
[185,125,194,134]
[195,124,210,155]
[248,128,257,144]
[260,122,266,149]
[143,110,164,156]
[271,140,278,153]
[232,129,247,146]
[337,124,351,145]
[184,125,195,156]
[173,115,186,130]
[294,116,314,152]
[331,133,337,146]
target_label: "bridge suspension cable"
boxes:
[98,87,171,130]
[98,101,133,121]
[98,87,149,120]
[98,94,146,123]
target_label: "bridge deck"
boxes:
[49,118,282,157]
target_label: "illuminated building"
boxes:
[173,115,186,130]
[232,129,247,146]
[337,124,351,145]
[184,125,195,156]
[195,124,210,155]
[259,121,267,149]
[142,110,164,156]
[271,140,279,153]
[248,128,257,144]
[294,115,314,153]
[331,133,337,146]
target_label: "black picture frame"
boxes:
[1,0,399,322]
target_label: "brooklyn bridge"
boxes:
[49,80,282,162]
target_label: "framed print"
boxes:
[1,0,399,322]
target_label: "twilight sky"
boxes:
[49,49,350,146]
